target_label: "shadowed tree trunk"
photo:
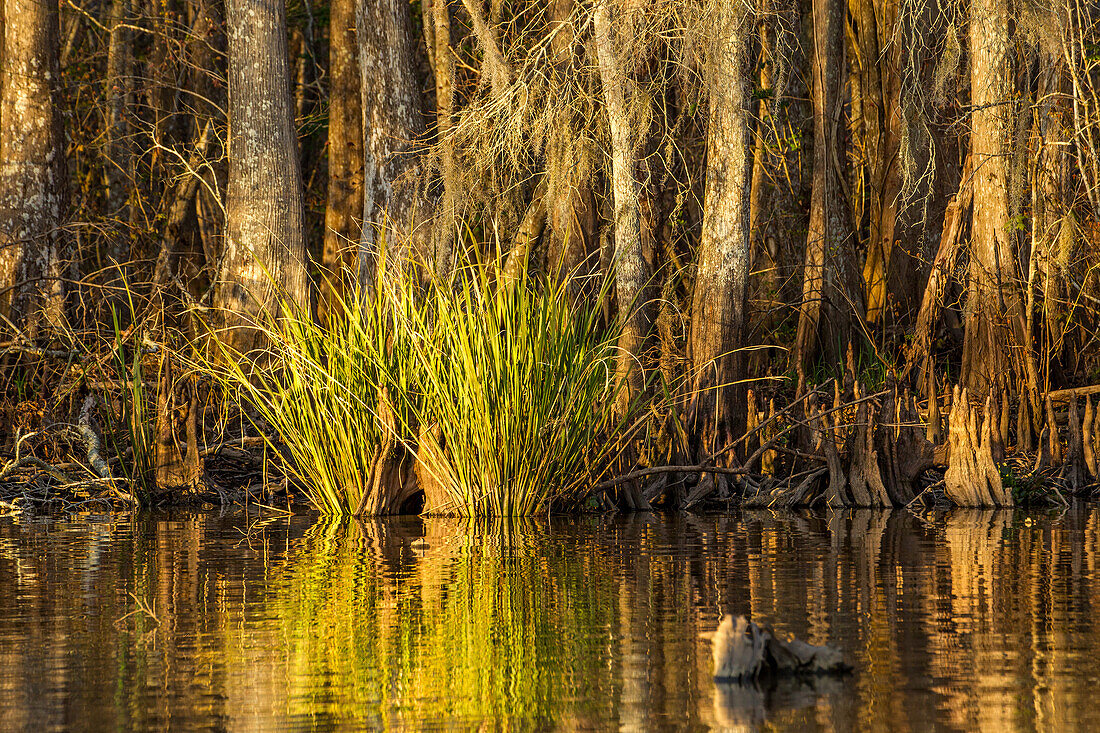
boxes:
[357,0,429,292]
[0,0,67,339]
[546,0,597,295]
[428,0,457,279]
[961,0,1025,396]
[320,0,363,319]
[213,0,309,351]
[688,0,753,460]
[850,0,903,324]
[104,0,133,222]
[791,0,861,383]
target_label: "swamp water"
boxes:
[0,508,1098,731]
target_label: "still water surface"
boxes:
[0,508,1098,731]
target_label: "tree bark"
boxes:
[593,0,652,411]
[104,0,133,221]
[0,0,67,339]
[850,0,903,325]
[961,0,1025,397]
[213,0,309,351]
[320,0,363,319]
[791,0,861,382]
[687,0,753,458]
[356,0,429,292]
[545,0,596,295]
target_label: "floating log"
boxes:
[707,615,849,682]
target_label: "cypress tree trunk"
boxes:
[791,0,861,382]
[321,0,363,318]
[594,0,651,511]
[356,0,429,292]
[593,0,652,410]
[546,0,596,294]
[0,0,67,339]
[214,0,309,351]
[104,0,133,221]
[688,0,753,458]
[961,0,1023,395]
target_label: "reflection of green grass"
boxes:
[270,518,618,728]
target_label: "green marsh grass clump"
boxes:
[200,286,413,515]
[202,263,629,516]
[391,266,626,516]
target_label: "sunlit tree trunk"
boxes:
[791,0,861,382]
[594,0,651,511]
[0,0,67,339]
[688,0,753,458]
[594,0,652,410]
[356,0,429,292]
[321,0,363,318]
[213,0,309,351]
[961,0,1024,395]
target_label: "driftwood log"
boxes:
[706,615,849,682]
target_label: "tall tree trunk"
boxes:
[356,0,429,292]
[687,0,753,459]
[594,0,651,511]
[104,0,133,221]
[961,0,1024,395]
[430,0,457,278]
[594,0,652,409]
[214,0,309,351]
[791,0,861,382]
[546,0,596,294]
[0,0,67,339]
[850,0,903,324]
[320,0,363,318]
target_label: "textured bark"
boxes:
[321,0,363,319]
[357,0,429,292]
[850,0,903,324]
[213,0,309,351]
[0,0,67,338]
[791,0,861,381]
[430,0,457,278]
[545,0,596,294]
[687,0,753,459]
[961,0,1025,396]
[104,0,133,220]
[593,0,652,410]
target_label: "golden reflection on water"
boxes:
[0,508,1097,731]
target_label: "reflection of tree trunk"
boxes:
[0,0,67,339]
[791,0,861,381]
[687,0,753,461]
[961,0,1024,397]
[320,0,363,320]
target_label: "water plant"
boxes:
[389,265,626,516]
[199,259,630,516]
